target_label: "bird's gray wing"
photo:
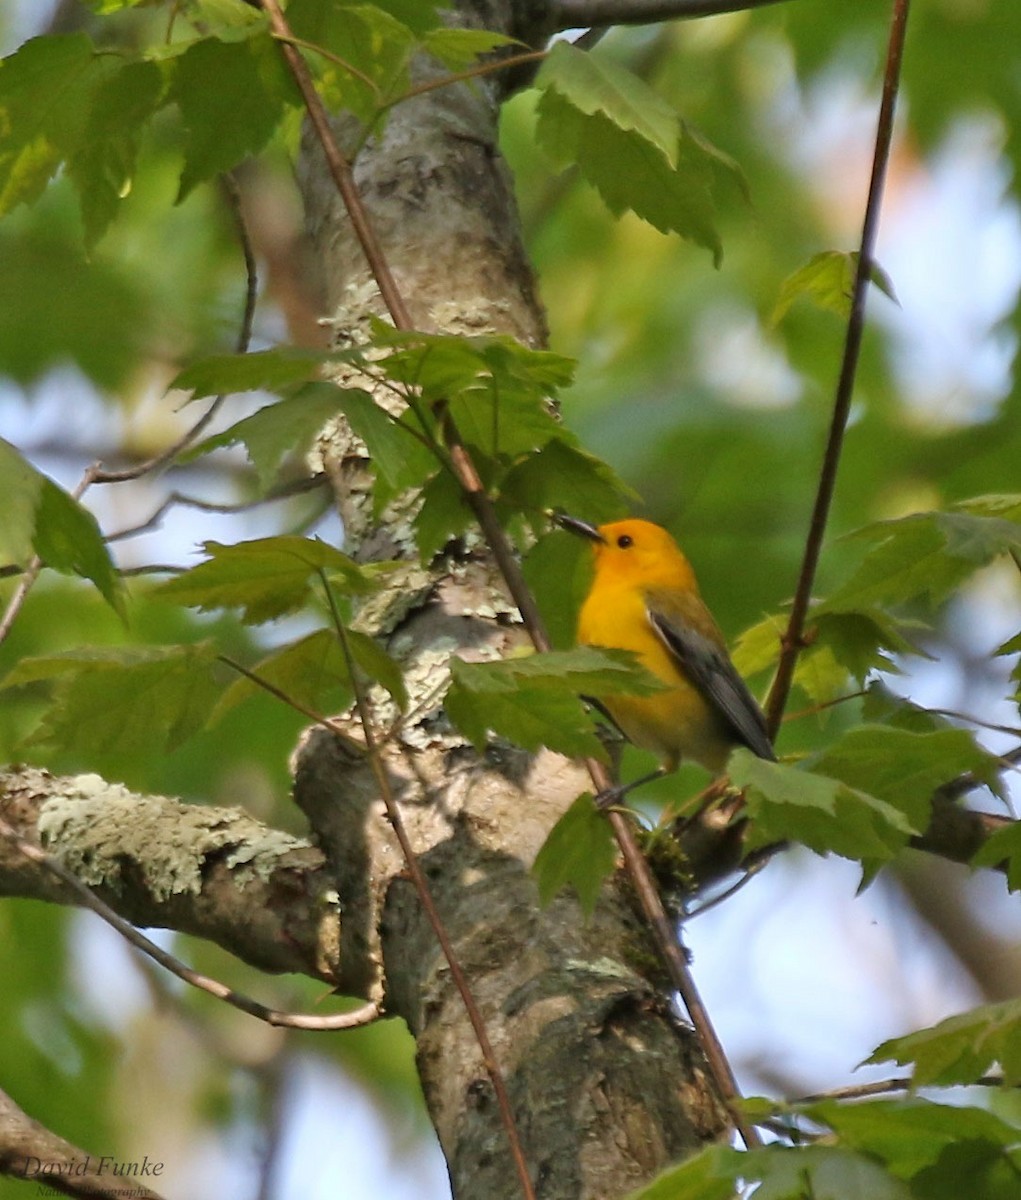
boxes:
[647,605,775,761]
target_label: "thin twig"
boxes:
[262,0,762,1152]
[0,814,380,1031]
[270,32,383,102]
[765,0,912,737]
[319,573,540,1200]
[552,0,790,29]
[794,1074,1008,1105]
[379,48,549,112]
[105,476,327,543]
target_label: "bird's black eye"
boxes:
[616,534,633,549]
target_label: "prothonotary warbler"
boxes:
[559,515,775,778]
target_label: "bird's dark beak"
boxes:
[553,512,605,543]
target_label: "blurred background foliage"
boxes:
[1,1,1020,1197]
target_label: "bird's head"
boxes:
[555,514,697,591]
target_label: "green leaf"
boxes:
[810,725,1000,832]
[522,530,594,651]
[286,1,417,119]
[629,1144,910,1200]
[499,438,637,523]
[445,647,662,760]
[534,41,742,264]
[214,629,354,721]
[0,440,122,615]
[731,614,785,677]
[4,645,222,757]
[413,468,472,561]
[336,389,437,502]
[188,382,347,487]
[625,1143,742,1200]
[0,228,152,388]
[346,628,407,711]
[68,58,165,247]
[730,749,914,864]
[215,624,404,721]
[532,792,618,916]
[973,823,1021,891]
[810,608,921,683]
[868,997,1021,1086]
[375,327,574,411]
[771,250,899,325]
[535,40,681,168]
[910,1140,1021,1200]
[171,348,331,398]
[154,536,377,623]
[801,1097,1021,1180]
[422,27,520,71]
[0,34,111,216]
[830,497,1021,612]
[171,31,297,200]
[747,1146,911,1200]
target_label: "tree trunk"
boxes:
[291,1,732,1195]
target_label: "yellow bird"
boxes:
[559,515,775,777]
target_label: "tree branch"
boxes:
[0,766,349,987]
[551,0,790,31]
[0,1087,164,1200]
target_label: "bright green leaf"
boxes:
[531,792,618,916]
[910,1139,1021,1200]
[772,249,898,325]
[414,468,472,561]
[499,438,637,522]
[346,628,407,711]
[445,647,663,760]
[747,1145,911,1200]
[868,997,1021,1087]
[422,27,520,71]
[522,530,593,651]
[154,536,377,623]
[335,388,437,502]
[286,0,416,118]
[625,1143,744,1200]
[0,440,122,615]
[629,1143,910,1200]
[446,672,606,760]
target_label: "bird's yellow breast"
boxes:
[578,576,733,773]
